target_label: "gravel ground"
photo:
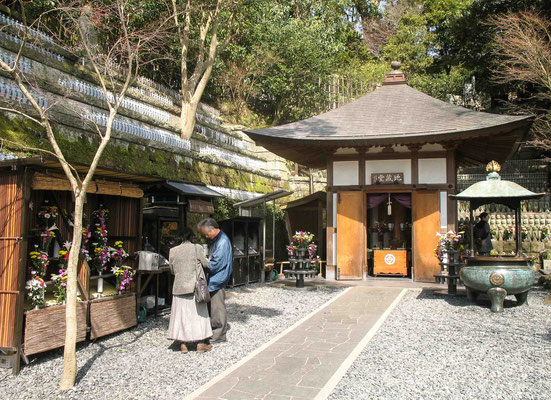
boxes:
[329,288,551,400]
[0,284,342,400]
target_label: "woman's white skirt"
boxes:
[168,294,213,342]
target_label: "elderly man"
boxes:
[198,218,233,343]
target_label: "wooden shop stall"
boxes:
[244,62,534,282]
[139,180,222,314]
[284,191,327,261]
[0,157,159,374]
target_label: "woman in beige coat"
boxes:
[167,227,212,352]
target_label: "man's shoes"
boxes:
[210,337,227,344]
[197,343,212,352]
[180,343,188,353]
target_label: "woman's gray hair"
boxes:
[198,218,219,232]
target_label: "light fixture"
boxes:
[387,193,392,216]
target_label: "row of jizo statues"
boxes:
[458,214,550,242]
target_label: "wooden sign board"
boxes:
[371,173,404,185]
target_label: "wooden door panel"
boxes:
[337,191,364,279]
[412,191,440,282]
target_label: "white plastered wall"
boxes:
[333,161,359,186]
[418,158,447,184]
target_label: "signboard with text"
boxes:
[371,172,404,185]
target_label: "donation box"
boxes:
[373,250,407,276]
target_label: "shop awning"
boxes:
[234,189,293,208]
[163,180,223,198]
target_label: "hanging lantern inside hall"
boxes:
[387,193,392,215]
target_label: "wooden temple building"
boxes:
[244,62,534,282]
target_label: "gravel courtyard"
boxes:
[329,288,551,400]
[0,284,342,400]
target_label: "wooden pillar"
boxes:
[408,145,420,185]
[445,143,458,232]
[326,157,335,273]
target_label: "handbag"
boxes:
[194,246,211,303]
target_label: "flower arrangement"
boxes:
[81,226,92,261]
[37,201,58,224]
[26,276,45,308]
[51,269,67,303]
[287,231,316,259]
[434,231,463,260]
[503,227,514,241]
[308,243,317,259]
[29,245,49,278]
[520,227,528,241]
[82,207,111,274]
[374,221,387,234]
[58,241,71,269]
[110,241,128,267]
[541,227,549,241]
[541,248,550,260]
[40,227,56,252]
[111,265,134,292]
[490,250,516,256]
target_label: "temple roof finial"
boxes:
[383,61,406,85]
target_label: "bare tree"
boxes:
[170,0,236,139]
[354,0,407,57]
[491,11,551,150]
[0,0,168,390]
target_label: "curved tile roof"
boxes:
[245,83,530,143]
[243,65,533,168]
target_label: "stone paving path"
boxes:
[188,287,406,400]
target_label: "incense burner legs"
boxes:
[487,287,507,313]
[460,258,534,313]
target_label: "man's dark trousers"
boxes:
[208,289,227,342]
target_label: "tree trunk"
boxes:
[59,193,85,391]
[180,97,198,139]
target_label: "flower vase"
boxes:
[52,240,60,259]
[441,252,449,275]
[97,271,104,296]
[296,248,307,259]
[33,305,40,311]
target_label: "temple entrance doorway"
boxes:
[366,193,412,277]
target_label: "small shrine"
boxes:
[244,62,534,282]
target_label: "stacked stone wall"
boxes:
[0,14,326,200]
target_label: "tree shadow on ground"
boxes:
[74,319,163,384]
